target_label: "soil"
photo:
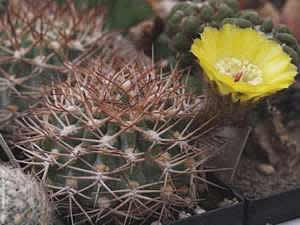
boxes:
[233,156,300,199]
[232,123,300,199]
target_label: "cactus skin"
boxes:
[165,0,241,60]
[0,165,52,225]
[14,48,227,225]
[0,0,106,110]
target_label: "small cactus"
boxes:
[160,0,300,66]
[0,165,52,225]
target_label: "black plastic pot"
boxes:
[168,126,249,225]
[244,187,300,225]
[207,125,300,225]
[170,201,244,225]
[197,182,300,225]
[170,176,245,225]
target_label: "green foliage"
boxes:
[104,0,153,30]
[56,0,153,30]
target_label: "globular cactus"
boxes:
[160,0,300,66]
[0,164,52,225]
[0,0,107,110]
[13,48,227,225]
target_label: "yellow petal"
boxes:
[191,24,298,102]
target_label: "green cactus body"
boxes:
[0,165,52,225]
[165,0,241,55]
[14,52,226,224]
[0,0,106,110]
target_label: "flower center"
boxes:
[216,57,263,85]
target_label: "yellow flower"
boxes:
[191,24,297,102]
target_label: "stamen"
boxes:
[216,57,263,85]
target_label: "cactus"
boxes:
[13,45,228,225]
[159,0,300,66]
[0,164,52,225]
[0,0,107,110]
[164,0,240,57]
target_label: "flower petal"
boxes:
[191,24,297,102]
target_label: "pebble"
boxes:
[257,163,275,176]
[218,197,238,208]
[151,221,162,225]
[194,206,206,215]
[178,211,191,219]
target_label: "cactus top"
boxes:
[191,24,297,102]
